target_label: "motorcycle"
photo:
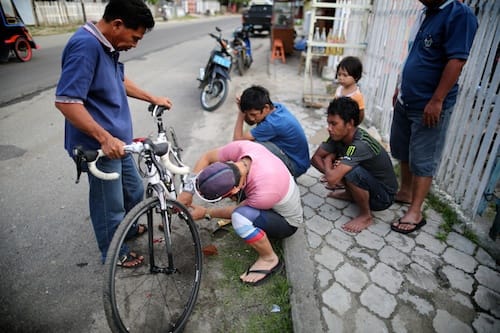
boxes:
[198,27,233,112]
[158,3,170,21]
[0,0,38,62]
[230,25,253,76]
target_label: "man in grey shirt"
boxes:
[311,97,397,233]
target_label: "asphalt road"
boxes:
[0,15,252,332]
[0,16,241,106]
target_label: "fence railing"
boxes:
[362,0,499,221]
[31,1,222,26]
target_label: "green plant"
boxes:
[217,229,293,332]
[426,192,478,243]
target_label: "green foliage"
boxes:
[218,229,293,332]
[426,192,478,243]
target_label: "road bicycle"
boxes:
[73,104,202,333]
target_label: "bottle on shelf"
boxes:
[338,31,345,56]
[326,28,334,55]
[313,26,320,53]
[319,27,327,54]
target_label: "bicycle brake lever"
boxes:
[73,146,84,184]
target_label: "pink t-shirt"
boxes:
[218,141,290,210]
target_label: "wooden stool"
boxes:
[271,38,286,64]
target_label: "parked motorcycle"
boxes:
[198,27,232,112]
[230,25,253,76]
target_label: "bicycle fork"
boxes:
[145,167,178,274]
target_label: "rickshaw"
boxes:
[0,0,38,62]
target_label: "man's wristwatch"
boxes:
[204,209,211,221]
[183,181,195,194]
[182,174,196,194]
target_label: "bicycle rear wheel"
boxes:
[104,197,202,333]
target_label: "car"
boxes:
[242,3,273,35]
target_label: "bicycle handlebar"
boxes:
[73,104,190,183]
[74,141,190,182]
[88,150,120,180]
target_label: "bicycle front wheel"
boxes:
[104,197,202,333]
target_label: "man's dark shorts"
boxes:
[344,166,394,211]
[390,101,453,177]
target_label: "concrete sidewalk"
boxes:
[247,44,500,332]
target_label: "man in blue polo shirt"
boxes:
[390,0,477,234]
[232,85,310,178]
[55,0,173,267]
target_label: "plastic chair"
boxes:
[271,38,286,64]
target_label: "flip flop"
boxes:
[126,223,148,240]
[391,218,427,234]
[325,184,346,191]
[394,198,412,205]
[242,260,283,287]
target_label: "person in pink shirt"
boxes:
[178,140,302,286]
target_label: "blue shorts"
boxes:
[344,166,394,211]
[390,101,453,177]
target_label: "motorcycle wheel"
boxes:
[199,75,228,112]
[244,53,253,69]
[13,37,32,62]
[236,53,245,76]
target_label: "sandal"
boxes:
[117,252,144,268]
[126,223,148,240]
[325,184,345,191]
[391,218,427,234]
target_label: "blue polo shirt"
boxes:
[400,0,478,109]
[56,22,132,156]
[250,103,310,176]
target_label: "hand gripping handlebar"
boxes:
[73,140,190,183]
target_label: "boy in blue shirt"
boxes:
[233,85,310,178]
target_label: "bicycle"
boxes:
[73,104,202,333]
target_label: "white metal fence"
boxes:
[361,0,499,220]
[32,1,218,26]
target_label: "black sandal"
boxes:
[126,223,148,240]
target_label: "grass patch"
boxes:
[216,229,293,332]
[29,24,82,36]
[426,192,478,243]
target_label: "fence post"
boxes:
[81,0,87,23]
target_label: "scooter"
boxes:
[230,25,253,76]
[198,27,232,112]
[0,0,38,62]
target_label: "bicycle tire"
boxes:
[103,197,202,333]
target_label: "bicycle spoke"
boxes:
[104,198,201,333]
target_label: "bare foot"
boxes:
[240,256,279,284]
[341,215,373,233]
[327,190,353,202]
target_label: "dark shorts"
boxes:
[345,166,394,211]
[390,101,453,177]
